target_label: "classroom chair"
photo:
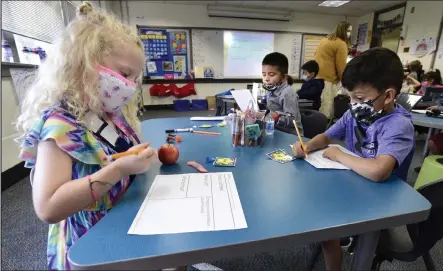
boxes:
[327,94,350,127]
[277,109,327,137]
[414,156,443,190]
[372,179,443,271]
[306,179,443,271]
[306,237,354,271]
[300,109,328,139]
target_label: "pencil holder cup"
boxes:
[228,112,266,148]
[236,120,266,148]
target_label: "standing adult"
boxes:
[314,21,352,119]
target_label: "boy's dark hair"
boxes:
[424,69,442,85]
[262,52,293,85]
[342,47,403,95]
[408,60,422,72]
[301,60,319,76]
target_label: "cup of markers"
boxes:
[226,110,267,148]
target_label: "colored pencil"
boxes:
[293,120,308,157]
[192,130,221,135]
[105,149,143,161]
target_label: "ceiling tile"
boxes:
[270,1,320,8]
[215,1,243,6]
[157,0,405,16]
[164,1,216,5]
[240,1,268,7]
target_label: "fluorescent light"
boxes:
[318,1,350,7]
[207,5,293,21]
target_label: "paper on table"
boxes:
[289,144,359,170]
[128,172,248,235]
[252,83,260,106]
[190,116,226,121]
[231,89,259,111]
[412,110,427,114]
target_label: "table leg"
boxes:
[423,128,434,158]
[349,231,380,271]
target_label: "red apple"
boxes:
[158,144,179,165]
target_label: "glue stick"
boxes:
[240,114,245,146]
[233,111,241,146]
[227,113,235,138]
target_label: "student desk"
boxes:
[411,112,443,157]
[68,118,431,270]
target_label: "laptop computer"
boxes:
[422,87,443,102]
[396,93,423,112]
[415,87,443,109]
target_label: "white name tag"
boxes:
[83,112,119,146]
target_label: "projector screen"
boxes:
[223,31,274,78]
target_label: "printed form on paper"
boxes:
[289,144,360,170]
[128,172,248,235]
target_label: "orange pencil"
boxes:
[105,149,143,161]
[293,120,308,157]
[192,130,221,135]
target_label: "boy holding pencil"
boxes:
[292,48,415,271]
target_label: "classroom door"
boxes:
[381,27,402,53]
[370,30,382,48]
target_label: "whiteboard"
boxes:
[190,29,303,79]
[274,32,302,77]
[10,68,38,103]
[224,31,274,78]
[192,29,224,78]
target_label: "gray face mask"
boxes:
[263,81,282,92]
[301,74,311,81]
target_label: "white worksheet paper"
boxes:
[128,172,248,235]
[190,116,226,121]
[231,89,259,111]
[411,110,427,114]
[289,144,359,170]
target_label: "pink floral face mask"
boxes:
[96,65,136,113]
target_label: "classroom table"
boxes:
[411,112,443,157]
[68,118,431,270]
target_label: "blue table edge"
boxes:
[68,205,430,270]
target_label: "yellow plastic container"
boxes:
[414,155,443,190]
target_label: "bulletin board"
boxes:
[300,34,325,74]
[138,27,191,79]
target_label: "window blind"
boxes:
[61,1,79,25]
[2,1,65,43]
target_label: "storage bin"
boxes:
[173,99,191,112]
[191,99,208,111]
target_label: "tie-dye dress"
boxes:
[19,106,138,270]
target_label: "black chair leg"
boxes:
[422,251,436,271]
[306,243,322,271]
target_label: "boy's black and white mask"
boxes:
[349,92,386,126]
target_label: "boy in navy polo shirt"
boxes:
[292,47,415,271]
